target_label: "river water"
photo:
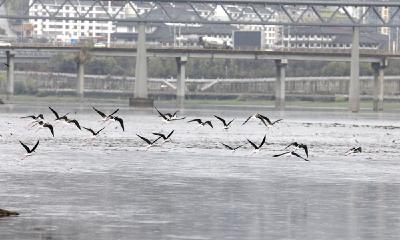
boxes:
[0,104,399,239]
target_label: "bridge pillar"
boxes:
[6,50,15,99]
[349,27,360,112]
[76,60,85,98]
[176,56,187,108]
[130,23,153,107]
[275,59,288,110]
[371,60,387,112]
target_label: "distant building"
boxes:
[278,26,387,50]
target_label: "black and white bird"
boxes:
[284,142,309,158]
[247,135,266,154]
[32,121,54,137]
[155,107,185,123]
[136,134,161,150]
[188,119,213,128]
[92,107,119,122]
[49,106,69,121]
[165,110,185,120]
[21,114,44,121]
[152,130,174,144]
[83,127,105,137]
[273,151,309,161]
[242,113,269,126]
[214,115,234,129]
[345,147,362,156]
[65,118,81,130]
[259,116,283,127]
[221,143,244,152]
[19,140,39,159]
[108,115,124,131]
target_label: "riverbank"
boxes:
[1,94,400,112]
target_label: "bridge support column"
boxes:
[371,60,387,112]
[130,23,153,107]
[76,60,85,98]
[176,56,187,109]
[349,27,360,112]
[6,51,15,100]
[275,59,287,110]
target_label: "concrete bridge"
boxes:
[2,42,399,111]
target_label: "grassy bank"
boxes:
[1,94,400,111]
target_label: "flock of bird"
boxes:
[17,106,363,161]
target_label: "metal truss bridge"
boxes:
[1,0,400,27]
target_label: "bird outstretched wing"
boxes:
[92,107,106,118]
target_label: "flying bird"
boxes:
[48,106,69,121]
[247,135,266,154]
[273,151,309,161]
[284,142,308,158]
[21,114,44,120]
[220,143,244,152]
[345,147,362,156]
[259,116,283,127]
[188,119,213,128]
[65,118,81,130]
[155,107,185,123]
[83,127,105,137]
[152,130,174,144]
[19,140,39,159]
[136,134,161,150]
[109,115,124,131]
[92,107,119,122]
[32,121,54,137]
[242,113,268,126]
[214,115,234,129]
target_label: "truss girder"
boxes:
[4,0,400,27]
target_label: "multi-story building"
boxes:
[28,0,125,44]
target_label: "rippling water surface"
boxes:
[0,105,399,239]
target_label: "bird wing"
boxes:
[300,144,309,157]
[213,115,226,126]
[152,132,167,139]
[188,119,202,124]
[284,142,297,150]
[258,135,266,148]
[272,119,283,125]
[257,114,272,124]
[48,106,59,119]
[259,117,269,127]
[226,119,234,126]
[165,113,173,119]
[233,144,244,150]
[166,130,175,139]
[114,117,124,131]
[247,139,258,149]
[273,151,291,157]
[205,121,213,128]
[242,116,252,125]
[83,127,96,135]
[344,147,356,155]
[221,143,233,150]
[172,110,179,117]
[92,107,106,118]
[20,115,36,119]
[31,140,40,153]
[292,152,309,161]
[154,107,167,120]
[151,136,162,144]
[136,134,152,145]
[19,141,30,153]
[96,127,106,135]
[108,108,119,117]
[44,124,54,137]
[68,119,81,130]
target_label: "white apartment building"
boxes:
[28,0,126,44]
